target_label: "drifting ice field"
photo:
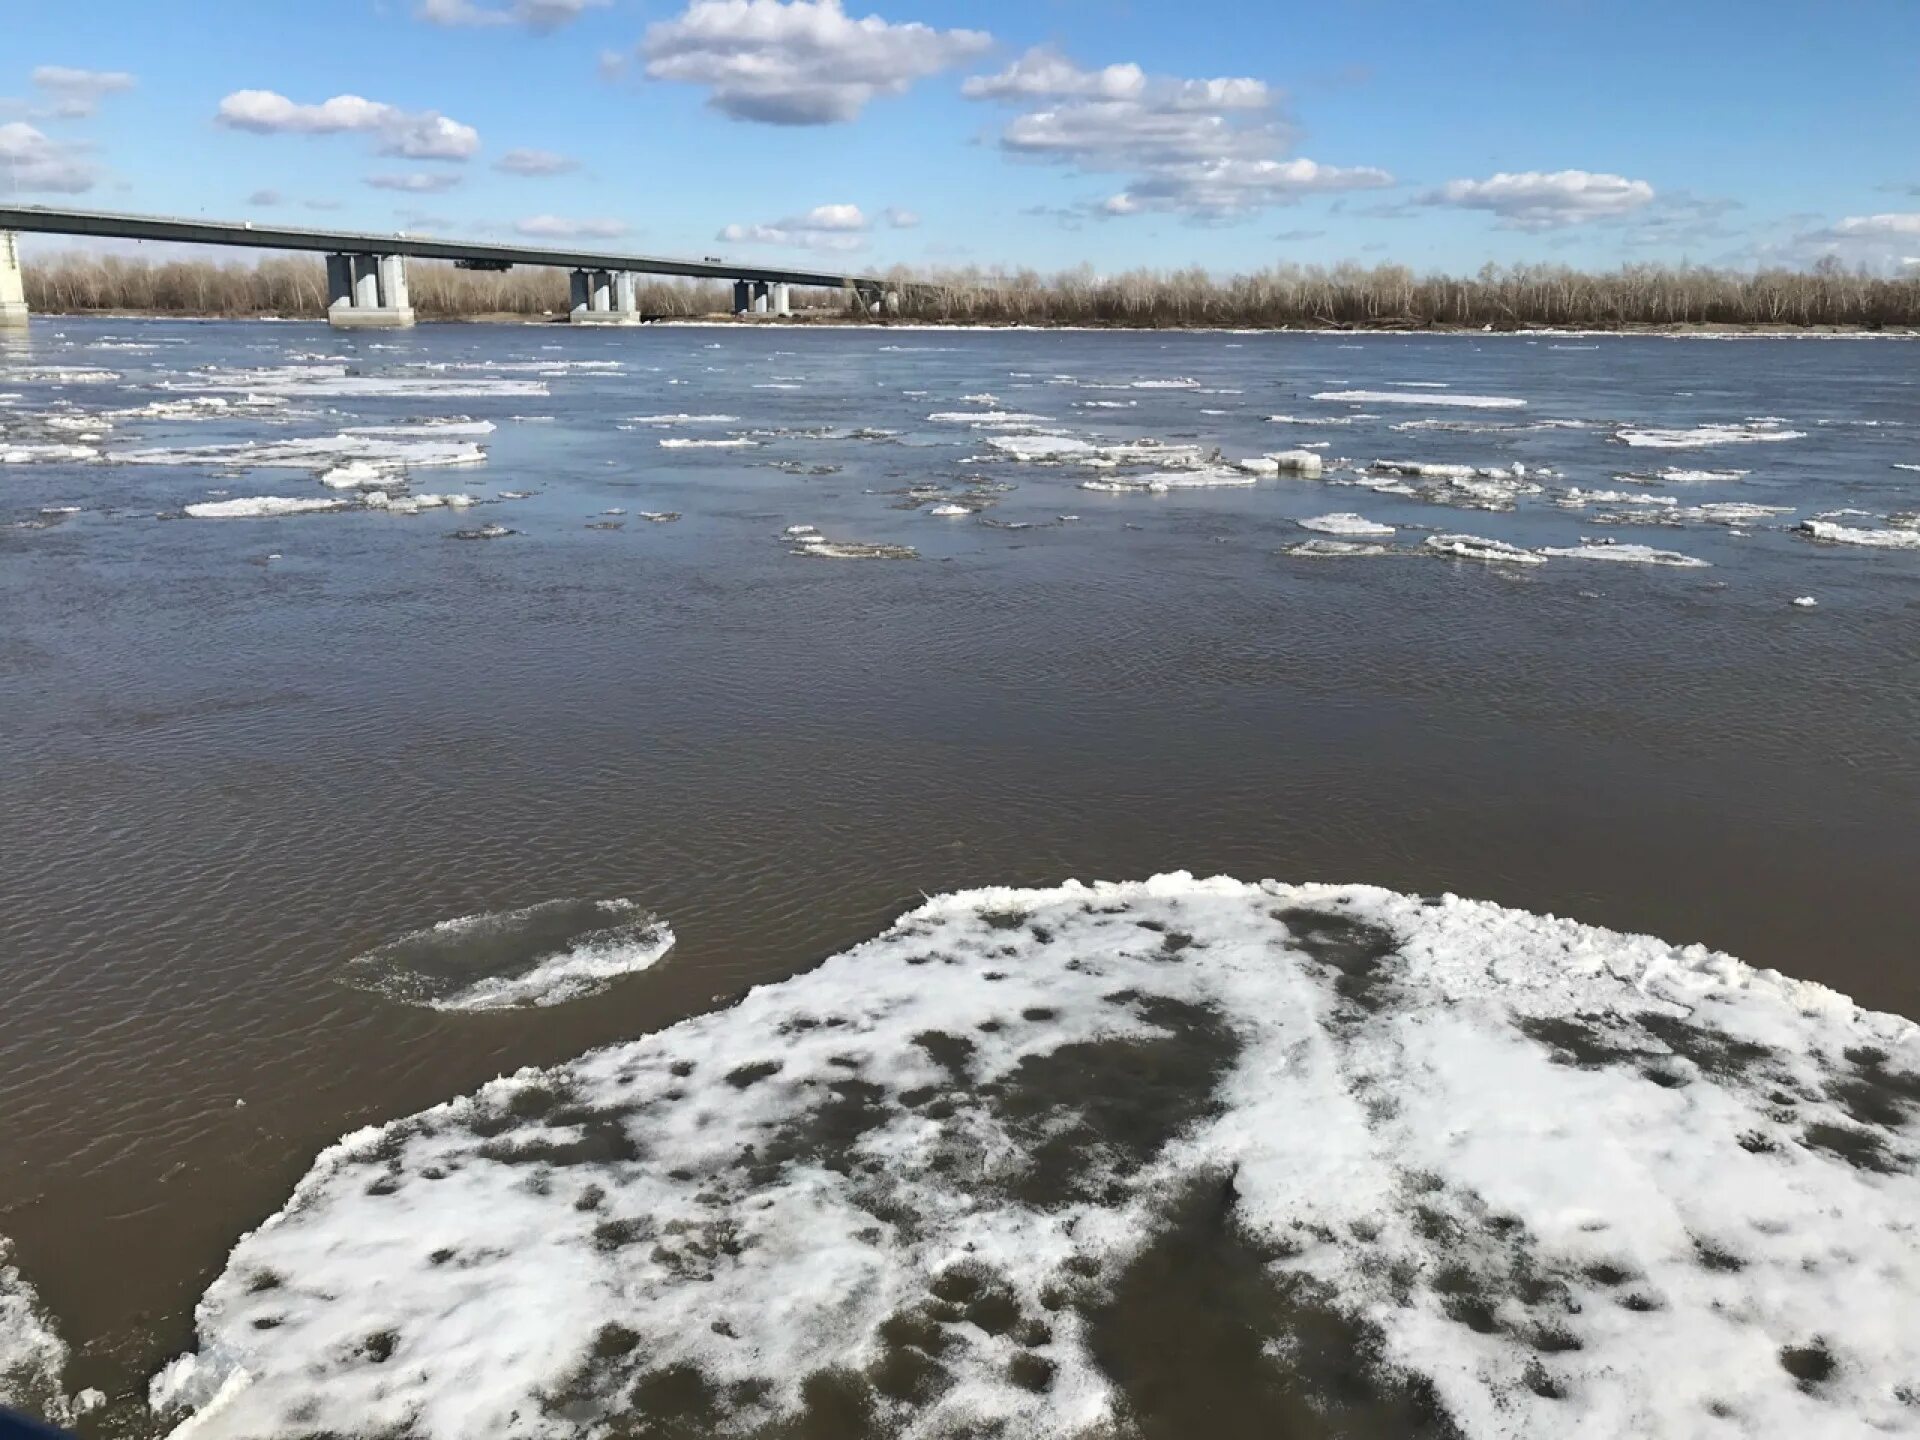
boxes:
[152,875,1918,1440]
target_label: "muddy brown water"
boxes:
[1,319,1917,1424]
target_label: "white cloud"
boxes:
[0,121,96,192]
[966,48,1390,220]
[494,146,578,176]
[642,0,992,125]
[247,188,284,207]
[419,0,609,28]
[215,90,481,161]
[366,172,465,193]
[1424,170,1655,230]
[1828,212,1920,240]
[962,47,1144,102]
[883,206,919,229]
[31,65,136,118]
[718,202,871,251]
[514,214,630,238]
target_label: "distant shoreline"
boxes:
[19,308,1920,338]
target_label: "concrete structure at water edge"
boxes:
[327,252,414,328]
[0,230,27,329]
[0,205,892,329]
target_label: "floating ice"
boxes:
[1270,449,1326,477]
[1425,533,1547,565]
[1539,543,1711,568]
[659,438,759,449]
[167,365,548,399]
[984,434,1098,462]
[1314,390,1528,410]
[149,874,1920,1440]
[928,504,973,517]
[1657,468,1750,483]
[0,366,121,384]
[1792,596,1819,608]
[450,523,514,541]
[116,434,487,473]
[343,898,674,1012]
[790,534,918,559]
[0,1239,68,1425]
[628,415,741,426]
[183,497,348,520]
[1794,520,1920,550]
[1284,538,1397,558]
[1616,424,1805,449]
[0,442,99,464]
[1079,469,1256,494]
[1558,489,1678,508]
[1299,512,1394,537]
[363,492,477,515]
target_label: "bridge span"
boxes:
[0,204,898,329]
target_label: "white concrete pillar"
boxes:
[733,280,752,314]
[751,280,769,314]
[352,255,381,310]
[771,282,791,317]
[1,231,29,328]
[591,271,612,312]
[615,271,636,315]
[569,269,590,315]
[378,254,410,312]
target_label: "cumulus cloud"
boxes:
[215,90,481,161]
[419,0,609,28]
[718,203,871,251]
[0,121,96,192]
[494,146,578,176]
[31,65,136,118]
[1826,212,1920,240]
[514,214,630,238]
[642,0,992,125]
[965,47,1390,220]
[883,206,919,228]
[365,172,464,193]
[1422,170,1655,230]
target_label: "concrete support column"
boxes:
[751,280,770,315]
[0,231,28,328]
[326,254,354,312]
[591,271,612,312]
[615,271,636,316]
[328,252,416,328]
[572,268,641,325]
[378,254,410,312]
[770,282,792,318]
[733,280,752,314]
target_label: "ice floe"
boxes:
[166,365,549,400]
[1615,423,1805,449]
[1,442,99,464]
[1079,469,1256,494]
[0,1239,68,1425]
[183,497,348,520]
[115,433,487,473]
[1539,543,1711,568]
[1314,390,1528,410]
[628,414,741,426]
[1284,538,1398,558]
[1299,512,1394,537]
[1794,519,1920,550]
[659,438,759,450]
[984,434,1097,462]
[344,898,674,1011]
[1425,533,1548,565]
[148,873,1920,1440]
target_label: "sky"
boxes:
[3,0,1918,278]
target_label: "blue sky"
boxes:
[3,0,1918,276]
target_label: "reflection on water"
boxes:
[1,318,1917,1421]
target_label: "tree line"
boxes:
[19,252,1920,329]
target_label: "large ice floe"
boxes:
[1614,423,1806,449]
[0,1238,68,1424]
[163,365,549,400]
[1425,534,1548,565]
[1312,390,1528,410]
[1538,543,1711,568]
[183,497,349,520]
[1794,519,1920,550]
[115,433,488,473]
[149,874,1919,1440]
[343,899,675,1011]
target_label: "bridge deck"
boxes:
[0,205,879,290]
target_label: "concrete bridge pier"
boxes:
[1,231,28,328]
[571,267,641,324]
[327,251,415,328]
[751,280,770,315]
[732,280,752,314]
[770,282,792,317]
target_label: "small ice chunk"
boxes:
[1539,543,1710,568]
[1794,519,1920,549]
[1314,389,1527,410]
[1425,533,1547,565]
[1791,596,1819,608]
[1299,512,1394,537]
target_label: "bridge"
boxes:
[0,204,899,329]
